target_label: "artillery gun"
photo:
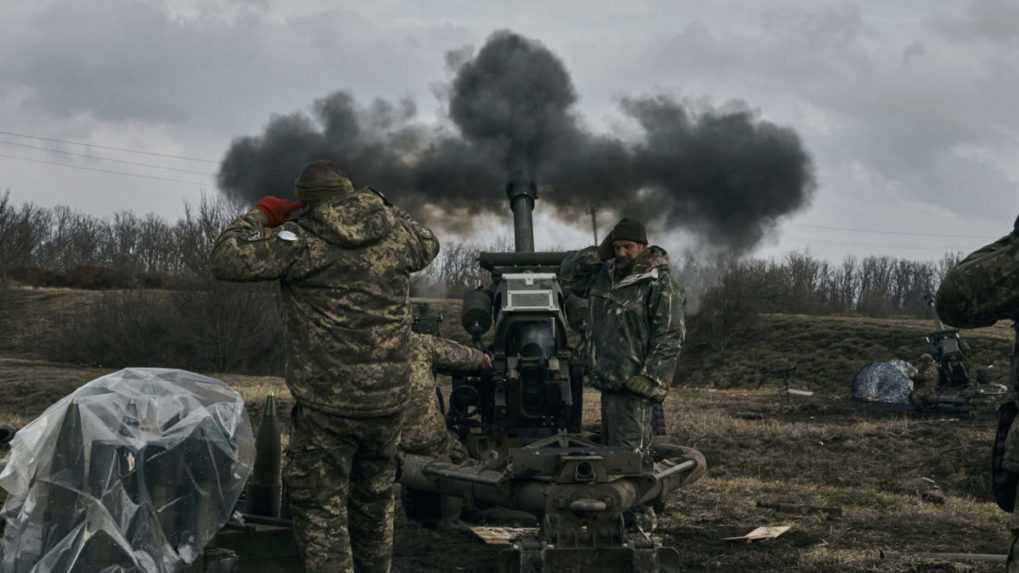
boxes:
[918,294,1005,411]
[399,172,706,573]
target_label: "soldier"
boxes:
[403,308,489,462]
[210,160,439,573]
[401,307,490,528]
[909,353,939,407]
[566,293,669,437]
[559,218,685,455]
[935,214,1019,571]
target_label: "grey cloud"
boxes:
[938,0,1019,43]
[0,0,469,132]
[636,3,1018,222]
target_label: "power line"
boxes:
[0,129,218,164]
[0,140,216,176]
[0,153,207,185]
[791,223,989,240]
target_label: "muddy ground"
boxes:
[0,287,1013,571]
[0,355,1009,572]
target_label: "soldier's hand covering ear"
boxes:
[256,196,304,227]
[482,354,493,369]
[624,375,667,402]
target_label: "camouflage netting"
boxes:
[851,360,917,405]
[0,368,254,573]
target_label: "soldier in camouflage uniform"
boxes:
[210,160,439,573]
[402,330,489,462]
[935,215,1019,571]
[401,315,489,528]
[909,353,940,407]
[559,218,685,455]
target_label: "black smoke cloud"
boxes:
[218,30,815,252]
[449,30,577,175]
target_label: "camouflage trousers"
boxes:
[285,403,402,573]
[601,390,654,455]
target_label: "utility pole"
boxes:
[590,207,598,246]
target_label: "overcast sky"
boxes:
[1,0,1016,261]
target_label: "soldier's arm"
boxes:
[426,334,488,372]
[559,246,603,298]
[639,269,686,389]
[394,206,440,272]
[936,232,1019,328]
[210,210,304,282]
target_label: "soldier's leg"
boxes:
[349,413,402,573]
[285,405,357,573]
[601,390,654,453]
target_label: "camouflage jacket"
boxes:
[210,188,439,417]
[559,245,685,397]
[937,231,1019,329]
[402,333,487,454]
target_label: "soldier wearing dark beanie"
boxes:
[609,218,648,245]
[559,216,687,531]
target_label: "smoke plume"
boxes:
[218,30,815,252]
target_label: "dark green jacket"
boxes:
[210,188,439,417]
[560,245,685,398]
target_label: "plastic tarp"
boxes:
[0,368,255,573]
[851,360,917,405]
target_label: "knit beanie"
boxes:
[609,218,647,244]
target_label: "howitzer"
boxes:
[924,293,972,389]
[399,171,707,573]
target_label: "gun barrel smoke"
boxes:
[217,30,815,252]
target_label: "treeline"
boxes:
[0,191,238,288]
[0,191,499,295]
[1,191,961,317]
[678,250,961,318]
[679,251,962,353]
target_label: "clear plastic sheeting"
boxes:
[851,360,916,405]
[0,368,255,573]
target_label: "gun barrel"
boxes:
[505,176,538,253]
[478,252,567,271]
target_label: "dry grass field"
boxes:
[0,286,1014,572]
